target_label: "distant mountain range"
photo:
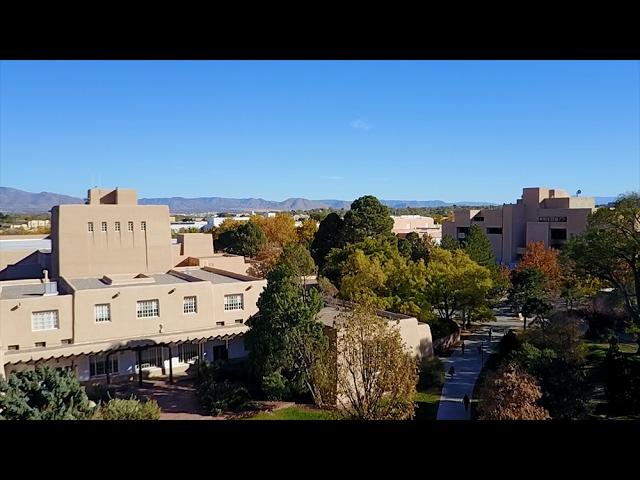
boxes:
[0,187,619,214]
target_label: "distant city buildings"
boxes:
[442,187,596,266]
[391,215,442,245]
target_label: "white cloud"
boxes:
[350,118,373,130]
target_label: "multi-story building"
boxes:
[442,187,596,266]
[391,215,442,244]
[0,187,266,383]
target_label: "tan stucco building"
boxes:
[442,187,596,266]
[391,215,442,244]
[0,188,266,382]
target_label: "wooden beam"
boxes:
[167,345,174,384]
[137,349,143,387]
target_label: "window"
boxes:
[139,347,163,369]
[473,216,485,222]
[235,319,244,324]
[89,355,119,377]
[177,343,199,364]
[101,221,107,232]
[216,321,225,326]
[95,304,111,323]
[213,345,228,362]
[183,296,197,314]
[538,216,567,222]
[224,294,243,311]
[128,221,134,231]
[35,342,46,348]
[487,227,503,235]
[141,221,146,231]
[32,310,59,331]
[8,345,19,351]
[61,339,73,345]
[87,222,94,232]
[550,228,567,240]
[137,299,159,318]
[115,221,121,232]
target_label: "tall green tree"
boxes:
[244,263,326,400]
[0,366,94,420]
[398,232,433,263]
[342,195,394,244]
[279,242,317,277]
[310,212,344,269]
[564,193,640,351]
[508,267,552,331]
[215,220,267,257]
[440,234,460,251]
[463,224,497,270]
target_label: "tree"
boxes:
[251,213,298,248]
[297,218,318,247]
[335,303,418,420]
[310,212,344,269]
[424,248,493,327]
[244,263,326,400]
[508,267,552,331]
[246,244,282,278]
[478,361,550,420]
[564,193,640,352]
[233,221,267,257]
[0,366,94,420]
[558,257,603,311]
[342,195,394,244]
[517,241,561,294]
[463,224,497,270]
[279,242,317,277]
[440,234,460,251]
[398,232,433,263]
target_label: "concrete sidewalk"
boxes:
[436,311,522,420]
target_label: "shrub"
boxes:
[418,357,444,389]
[498,330,521,358]
[96,397,161,420]
[85,383,119,403]
[261,371,290,400]
[196,379,250,416]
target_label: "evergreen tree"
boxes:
[463,224,497,271]
[342,195,394,244]
[440,234,460,251]
[310,212,344,269]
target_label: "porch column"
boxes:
[137,349,143,387]
[167,345,174,383]
[105,352,111,385]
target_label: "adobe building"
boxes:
[391,215,442,244]
[442,187,596,266]
[0,187,266,383]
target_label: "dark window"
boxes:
[235,319,244,324]
[472,216,484,222]
[213,345,229,361]
[35,342,46,348]
[8,345,19,350]
[216,321,225,326]
[550,229,567,240]
[487,227,503,235]
[61,339,73,345]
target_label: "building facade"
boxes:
[391,215,442,244]
[442,187,596,266]
[0,188,266,383]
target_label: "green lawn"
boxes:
[414,387,442,420]
[247,406,339,420]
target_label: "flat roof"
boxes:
[0,238,51,252]
[66,273,191,291]
[177,268,244,284]
[0,283,51,300]
[317,305,414,328]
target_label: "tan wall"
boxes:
[52,203,173,278]
[211,280,266,326]
[0,249,50,280]
[0,294,74,351]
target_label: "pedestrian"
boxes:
[463,394,470,412]
[461,340,465,355]
[488,327,493,342]
[448,365,455,378]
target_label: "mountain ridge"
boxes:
[0,187,618,214]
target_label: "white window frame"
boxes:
[101,221,107,232]
[87,222,94,232]
[94,303,111,323]
[224,294,244,311]
[177,343,199,364]
[183,296,197,314]
[115,221,121,232]
[89,355,119,377]
[137,299,159,318]
[127,221,134,232]
[31,310,60,331]
[141,221,146,231]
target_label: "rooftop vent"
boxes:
[42,269,58,296]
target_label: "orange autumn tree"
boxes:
[517,241,561,294]
[251,213,298,248]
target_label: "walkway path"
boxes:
[436,307,522,420]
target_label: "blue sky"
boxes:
[1,60,638,203]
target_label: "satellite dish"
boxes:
[576,189,582,196]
